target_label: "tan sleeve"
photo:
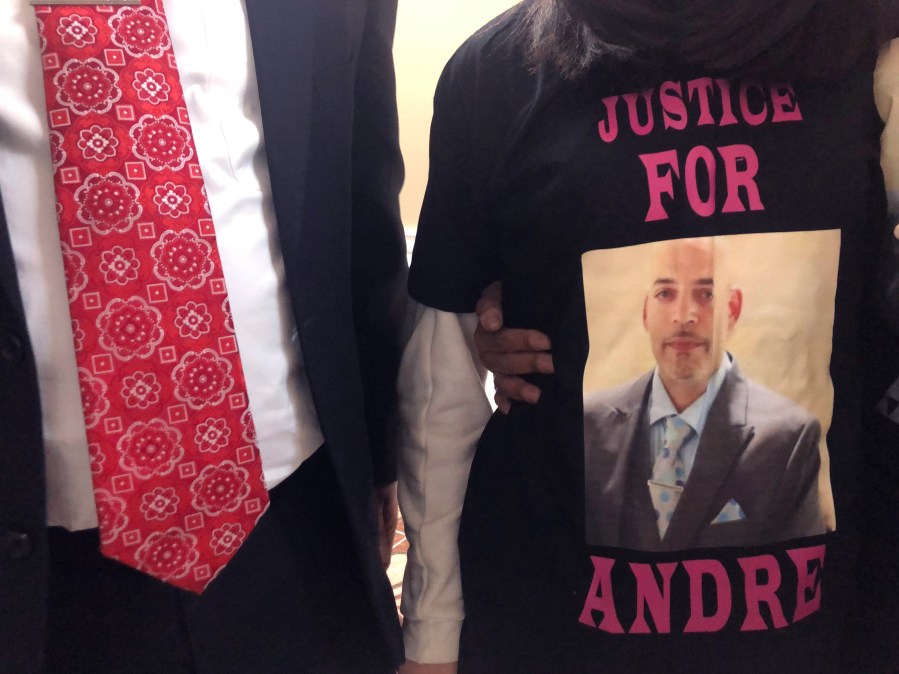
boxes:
[397,303,492,663]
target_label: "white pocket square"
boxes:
[711,499,746,524]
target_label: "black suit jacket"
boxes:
[0,0,407,669]
[583,362,825,551]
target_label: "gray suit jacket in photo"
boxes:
[583,361,825,552]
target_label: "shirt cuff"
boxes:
[402,617,463,664]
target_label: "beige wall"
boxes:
[394,1,517,233]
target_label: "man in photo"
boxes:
[584,237,825,550]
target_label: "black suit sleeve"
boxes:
[350,0,408,486]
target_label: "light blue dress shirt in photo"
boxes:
[647,354,734,481]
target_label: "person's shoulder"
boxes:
[448,4,528,69]
[742,377,819,432]
[584,373,651,420]
[437,3,532,98]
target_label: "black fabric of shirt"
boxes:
[410,5,899,672]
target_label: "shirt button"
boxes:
[0,333,24,365]
[0,531,33,560]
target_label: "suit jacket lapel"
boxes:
[663,363,754,550]
[243,0,315,307]
[588,373,652,547]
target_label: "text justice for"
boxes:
[596,78,804,222]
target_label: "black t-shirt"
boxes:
[409,7,899,672]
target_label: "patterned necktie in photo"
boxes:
[648,415,692,539]
[33,0,269,592]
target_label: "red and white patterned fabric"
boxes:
[33,0,269,593]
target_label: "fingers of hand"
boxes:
[381,542,391,569]
[494,373,541,405]
[373,485,397,569]
[376,514,389,568]
[379,515,392,568]
[476,327,552,358]
[494,391,512,415]
[481,350,554,376]
[475,305,503,333]
[475,281,504,332]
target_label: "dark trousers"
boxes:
[46,447,394,674]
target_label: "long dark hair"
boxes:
[523,0,898,81]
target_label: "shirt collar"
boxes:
[649,354,733,434]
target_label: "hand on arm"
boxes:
[398,307,490,666]
[373,481,398,569]
[474,281,554,413]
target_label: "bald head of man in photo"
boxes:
[642,237,743,413]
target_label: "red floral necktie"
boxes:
[33,0,269,593]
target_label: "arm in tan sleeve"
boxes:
[398,303,492,664]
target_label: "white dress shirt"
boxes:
[0,0,323,531]
[647,355,732,478]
